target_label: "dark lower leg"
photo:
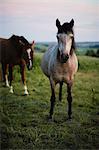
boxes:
[49,91,55,119]
[2,64,8,82]
[9,65,13,93]
[9,65,13,86]
[59,82,63,101]
[49,79,56,119]
[67,84,72,119]
[2,64,9,86]
[2,64,6,81]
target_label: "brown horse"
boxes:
[41,19,78,120]
[0,35,35,95]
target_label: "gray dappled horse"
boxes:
[0,35,34,95]
[41,19,78,120]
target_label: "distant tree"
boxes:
[86,49,96,57]
[96,49,99,57]
[41,48,47,53]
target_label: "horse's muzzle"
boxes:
[61,53,69,63]
[27,63,33,70]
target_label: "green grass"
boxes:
[0,54,99,149]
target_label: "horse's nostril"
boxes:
[63,54,69,59]
[66,54,69,59]
[61,53,69,63]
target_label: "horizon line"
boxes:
[34,41,99,43]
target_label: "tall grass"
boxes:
[0,53,99,149]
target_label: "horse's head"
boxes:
[18,36,34,70]
[56,19,75,63]
[21,38,35,70]
[10,35,34,70]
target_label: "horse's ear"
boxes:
[70,19,74,28]
[56,19,61,28]
[31,40,35,50]
[32,40,35,45]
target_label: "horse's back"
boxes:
[0,38,7,62]
[0,37,16,63]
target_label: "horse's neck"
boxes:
[50,44,58,58]
[12,42,23,58]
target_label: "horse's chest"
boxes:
[51,64,69,82]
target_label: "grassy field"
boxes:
[0,53,99,149]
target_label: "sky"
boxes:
[0,0,99,42]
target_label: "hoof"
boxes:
[47,115,53,122]
[66,116,72,122]
[48,117,53,122]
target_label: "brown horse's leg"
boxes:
[9,64,13,93]
[67,83,72,119]
[59,82,63,101]
[1,63,5,81]
[2,63,9,87]
[49,78,56,119]
[20,64,28,95]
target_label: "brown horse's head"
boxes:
[10,35,34,70]
[20,37,35,70]
[56,19,75,63]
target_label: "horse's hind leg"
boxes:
[1,63,5,81]
[49,78,56,119]
[9,65,14,93]
[59,82,63,101]
[67,82,73,119]
[2,63,9,87]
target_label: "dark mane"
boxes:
[20,36,30,45]
[57,22,74,34]
[70,35,76,55]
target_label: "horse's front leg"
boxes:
[9,64,14,93]
[49,78,56,119]
[20,65,29,95]
[59,82,63,101]
[67,82,73,119]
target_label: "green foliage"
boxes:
[86,49,99,57]
[96,49,99,57]
[0,54,99,149]
[34,44,48,53]
[78,56,99,72]
[86,50,95,57]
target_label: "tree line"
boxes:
[86,49,99,57]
